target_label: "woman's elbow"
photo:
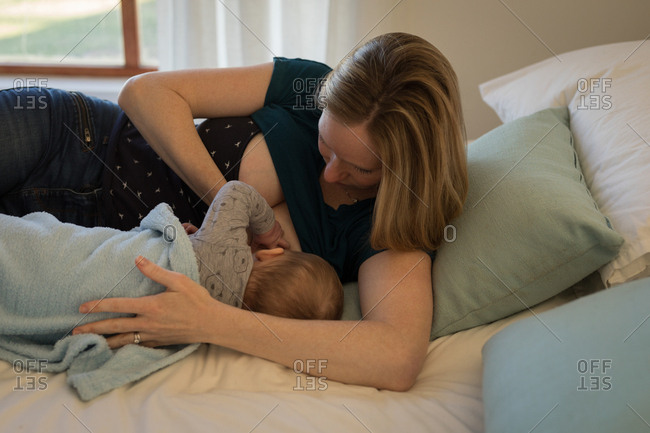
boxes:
[117,73,153,113]
[388,362,422,392]
[380,344,427,392]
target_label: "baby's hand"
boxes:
[251,220,290,252]
[182,222,199,235]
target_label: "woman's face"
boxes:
[317,110,382,190]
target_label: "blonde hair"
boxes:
[318,32,468,251]
[243,251,343,320]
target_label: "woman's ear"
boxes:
[254,247,285,262]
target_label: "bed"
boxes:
[1,40,649,432]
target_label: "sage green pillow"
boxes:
[430,107,623,339]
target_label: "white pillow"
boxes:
[479,40,650,286]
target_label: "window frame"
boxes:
[0,0,156,77]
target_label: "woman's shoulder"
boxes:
[262,57,331,106]
[357,249,434,283]
[352,232,436,282]
[271,57,332,77]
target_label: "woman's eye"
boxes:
[354,166,373,175]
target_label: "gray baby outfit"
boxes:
[189,181,275,308]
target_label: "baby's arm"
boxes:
[251,220,289,250]
[192,181,286,249]
[239,182,290,249]
[189,181,281,307]
[182,222,198,235]
[239,181,276,236]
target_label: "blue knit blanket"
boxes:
[0,204,200,401]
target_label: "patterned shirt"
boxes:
[101,114,260,230]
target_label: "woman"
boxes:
[2,33,467,390]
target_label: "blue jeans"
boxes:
[0,87,121,227]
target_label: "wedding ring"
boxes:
[133,332,141,344]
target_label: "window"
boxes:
[0,0,157,77]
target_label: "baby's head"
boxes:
[243,249,343,320]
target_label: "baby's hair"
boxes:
[243,250,343,320]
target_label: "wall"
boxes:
[355,0,650,138]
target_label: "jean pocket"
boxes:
[9,187,104,227]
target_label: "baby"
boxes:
[0,181,343,347]
[186,181,343,320]
[0,181,342,401]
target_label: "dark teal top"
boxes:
[251,57,381,282]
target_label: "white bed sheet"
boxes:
[0,277,601,433]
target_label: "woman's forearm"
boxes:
[118,75,225,204]
[117,64,273,204]
[72,229,432,391]
[204,303,427,391]
[202,250,433,391]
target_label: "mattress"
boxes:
[0,274,602,433]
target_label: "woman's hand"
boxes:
[73,256,217,349]
[251,220,290,251]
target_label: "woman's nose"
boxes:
[322,156,346,183]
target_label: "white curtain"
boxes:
[157,0,398,70]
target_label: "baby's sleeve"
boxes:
[239,183,276,235]
[194,181,275,247]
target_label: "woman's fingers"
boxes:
[79,296,141,315]
[105,333,134,349]
[74,256,213,347]
[73,316,140,336]
[78,257,189,316]
[134,255,186,290]
[105,332,157,349]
